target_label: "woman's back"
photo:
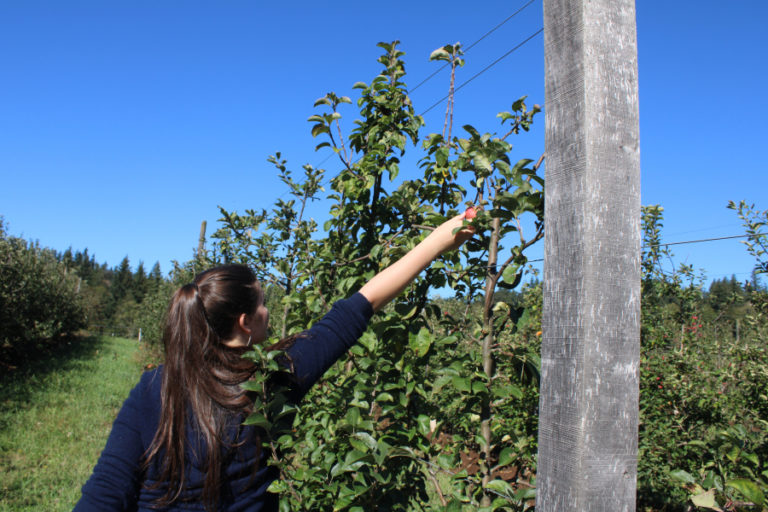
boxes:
[78,366,278,511]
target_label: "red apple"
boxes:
[465,207,477,220]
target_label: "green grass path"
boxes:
[0,336,145,511]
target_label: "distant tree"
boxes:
[73,248,96,282]
[112,256,132,301]
[60,247,74,269]
[149,261,163,286]
[133,261,148,304]
[102,256,132,320]
[708,275,744,312]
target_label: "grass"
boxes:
[0,335,147,511]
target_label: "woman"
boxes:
[74,212,474,511]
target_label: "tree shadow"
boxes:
[0,335,107,422]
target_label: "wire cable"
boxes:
[522,233,768,269]
[420,28,543,116]
[312,7,543,171]
[410,0,539,93]
[649,233,767,248]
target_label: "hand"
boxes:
[430,208,476,254]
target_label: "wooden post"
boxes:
[197,220,207,262]
[538,0,641,511]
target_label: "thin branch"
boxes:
[335,117,350,166]
[492,225,544,286]
[531,153,545,175]
[270,441,302,503]
[428,470,448,507]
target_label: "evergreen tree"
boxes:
[133,261,148,304]
[149,261,163,291]
[112,256,132,302]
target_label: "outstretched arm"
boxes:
[359,211,475,312]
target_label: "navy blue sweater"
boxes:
[74,293,373,511]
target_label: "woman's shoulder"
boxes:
[140,364,163,386]
[127,365,164,406]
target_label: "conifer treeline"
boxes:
[56,248,166,331]
[55,249,172,339]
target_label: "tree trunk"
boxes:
[480,216,501,506]
[538,1,641,511]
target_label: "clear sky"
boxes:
[1,1,766,287]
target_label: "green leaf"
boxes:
[409,327,433,357]
[416,414,432,439]
[429,47,451,61]
[267,478,288,494]
[333,493,354,510]
[343,448,369,466]
[349,436,370,454]
[669,469,696,484]
[474,154,492,173]
[501,264,520,285]
[690,489,718,509]
[311,123,330,137]
[345,407,361,427]
[242,413,270,429]
[515,487,536,500]
[726,478,764,506]
[494,383,523,399]
[471,380,486,394]
[485,478,514,496]
[352,432,378,451]
[496,447,515,468]
[240,380,262,392]
[452,376,472,393]
[742,452,760,467]
[435,146,449,167]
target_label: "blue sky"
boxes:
[1,1,766,287]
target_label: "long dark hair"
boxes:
[143,264,264,509]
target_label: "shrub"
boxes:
[0,219,85,360]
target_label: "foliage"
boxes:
[641,205,706,351]
[214,41,544,510]
[0,218,85,361]
[638,204,768,512]
[133,279,175,345]
[728,200,768,277]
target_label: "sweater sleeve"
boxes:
[286,292,373,397]
[74,370,158,511]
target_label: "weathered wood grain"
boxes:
[537,0,641,510]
